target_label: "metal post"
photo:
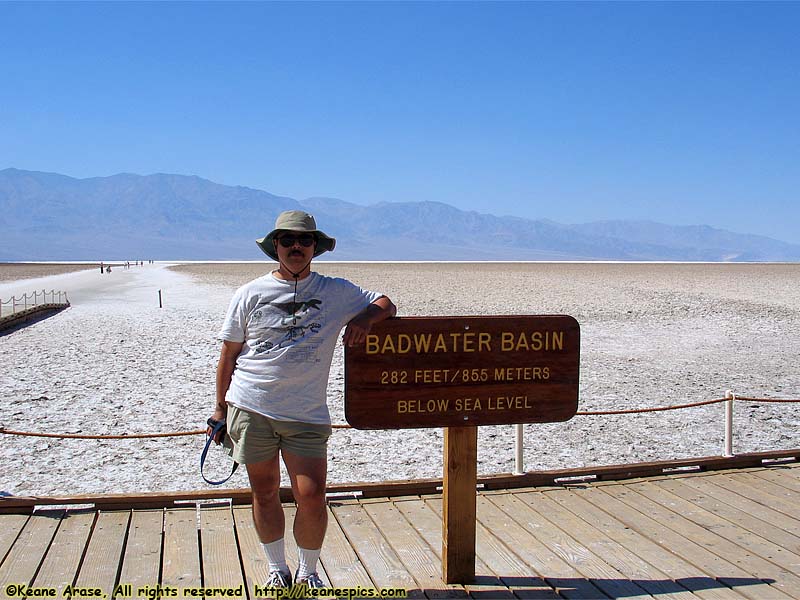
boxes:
[158,290,163,309]
[514,424,525,475]
[724,390,734,457]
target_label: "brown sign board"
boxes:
[345,315,580,429]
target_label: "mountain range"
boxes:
[1,168,798,262]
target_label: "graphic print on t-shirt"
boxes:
[272,298,322,325]
[250,295,324,360]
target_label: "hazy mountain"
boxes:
[1,168,798,261]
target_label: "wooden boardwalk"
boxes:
[1,463,799,599]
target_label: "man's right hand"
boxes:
[207,409,228,445]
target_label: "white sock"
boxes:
[262,538,289,574]
[296,546,321,580]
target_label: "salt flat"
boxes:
[0,262,98,283]
[1,261,798,497]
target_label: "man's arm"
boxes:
[208,339,244,443]
[342,296,397,347]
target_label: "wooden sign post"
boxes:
[443,425,478,582]
[345,315,580,583]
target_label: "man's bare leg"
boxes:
[246,454,284,543]
[282,451,328,549]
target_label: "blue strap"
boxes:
[200,419,239,485]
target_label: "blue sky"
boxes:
[2,2,799,243]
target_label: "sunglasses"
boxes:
[277,233,317,248]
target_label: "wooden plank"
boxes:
[655,477,800,552]
[724,472,800,519]
[74,511,130,592]
[784,462,800,478]
[629,483,800,597]
[708,473,800,522]
[0,488,255,512]
[430,497,570,599]
[484,451,799,490]
[6,467,800,598]
[162,508,201,588]
[0,514,29,564]
[493,491,695,599]
[734,468,800,499]
[750,466,800,494]
[331,502,422,597]
[0,510,63,589]
[442,426,477,584]
[649,477,800,562]
[677,473,800,539]
[534,488,743,600]
[1,450,796,513]
[232,505,271,591]
[394,498,513,598]
[597,483,795,599]
[362,500,467,599]
[319,503,375,591]
[468,494,608,599]
[199,506,246,592]
[32,511,95,590]
[118,509,163,588]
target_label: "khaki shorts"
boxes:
[224,405,332,463]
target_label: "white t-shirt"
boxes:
[218,271,383,424]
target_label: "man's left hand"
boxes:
[343,296,396,347]
[343,314,372,347]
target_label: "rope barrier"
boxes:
[734,396,800,403]
[575,397,727,415]
[1,396,797,440]
[0,428,205,440]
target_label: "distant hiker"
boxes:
[100,262,104,274]
[208,210,396,592]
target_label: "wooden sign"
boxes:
[345,315,580,429]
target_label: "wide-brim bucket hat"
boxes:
[256,210,336,261]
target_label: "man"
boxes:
[208,210,396,591]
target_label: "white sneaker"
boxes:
[265,569,292,588]
[294,571,326,590]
